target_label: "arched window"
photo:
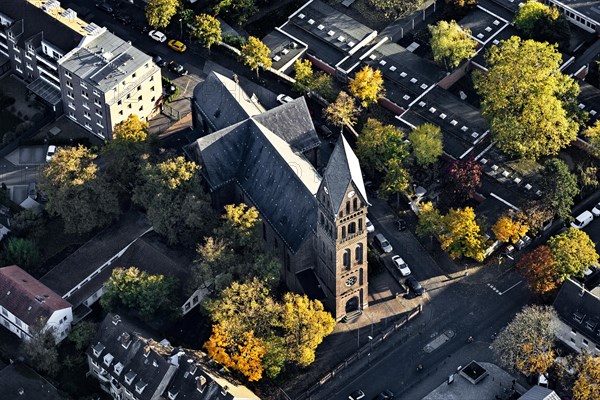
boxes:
[353,198,358,211]
[355,243,363,264]
[343,249,351,268]
[348,222,356,234]
[346,201,350,214]
[358,217,363,232]
[342,226,346,238]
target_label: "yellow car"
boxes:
[167,40,187,53]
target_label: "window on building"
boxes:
[65,71,71,78]
[117,100,122,106]
[119,110,123,115]
[15,65,22,73]
[132,73,137,78]
[346,201,350,214]
[1,307,7,317]
[348,222,356,234]
[342,226,346,239]
[138,95,142,101]
[150,86,154,92]
[128,104,132,109]
[80,81,87,89]
[137,85,141,91]
[343,249,351,268]
[150,75,154,82]
[84,111,90,119]
[358,218,363,231]
[583,339,589,346]
[95,109,102,117]
[355,243,363,264]
[81,90,88,98]
[353,198,358,211]
[65,80,72,88]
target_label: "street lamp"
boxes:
[179,18,183,39]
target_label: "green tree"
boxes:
[493,305,557,375]
[240,36,272,78]
[133,156,215,245]
[584,120,600,156]
[100,267,177,319]
[192,14,222,53]
[293,59,334,99]
[408,123,444,167]
[324,91,358,135]
[213,0,257,25]
[380,158,411,205]
[21,318,59,376]
[178,8,195,25]
[429,20,477,70]
[548,228,599,282]
[145,0,180,29]
[539,158,579,222]
[366,0,425,20]
[2,237,40,270]
[40,145,120,234]
[514,1,571,50]
[349,65,385,107]
[356,118,409,173]
[416,201,443,238]
[439,207,488,262]
[8,209,46,240]
[474,36,580,159]
[68,321,98,350]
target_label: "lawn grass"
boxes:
[505,159,544,178]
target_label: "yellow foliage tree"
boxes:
[113,114,149,142]
[439,207,488,262]
[348,65,384,107]
[492,214,529,244]
[573,355,600,400]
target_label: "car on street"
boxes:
[148,30,167,43]
[168,61,188,76]
[167,39,187,53]
[392,255,411,276]
[374,233,393,253]
[348,390,365,400]
[277,94,293,104]
[366,217,375,233]
[375,390,394,400]
[515,235,532,251]
[592,202,600,217]
[46,145,56,162]
[503,244,515,260]
[149,53,168,68]
[96,2,113,13]
[405,276,425,296]
[114,13,132,24]
[571,210,594,229]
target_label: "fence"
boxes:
[294,305,422,400]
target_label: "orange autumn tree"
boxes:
[516,245,558,295]
[204,324,266,381]
[492,213,529,244]
[573,355,600,400]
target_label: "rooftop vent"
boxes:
[418,101,426,107]
[440,113,447,119]
[485,26,492,32]
[450,120,458,126]
[591,110,597,116]
[493,20,500,26]
[477,33,484,39]
[112,315,121,325]
[348,41,356,47]
[459,361,489,385]
[317,24,325,30]
[579,103,586,109]
[168,389,179,400]
[92,342,105,357]
[120,332,132,349]
[524,184,532,190]
[337,36,345,42]
[461,126,468,132]
[282,48,290,55]
[327,30,336,36]
[389,66,396,72]
[403,95,410,101]
[273,55,281,62]
[420,83,428,90]
[196,375,207,393]
[124,370,137,385]
[308,19,315,25]
[298,13,306,19]
[135,380,147,394]
[42,0,61,12]
[574,312,586,323]
[369,54,376,60]
[18,388,24,395]
[410,78,418,84]
[114,362,124,376]
[429,107,437,113]
[400,72,407,78]
[103,353,114,367]
[379,60,386,66]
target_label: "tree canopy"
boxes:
[348,66,385,107]
[429,20,477,70]
[357,118,409,173]
[548,228,599,282]
[438,207,488,262]
[213,0,257,25]
[474,36,580,159]
[21,318,58,375]
[539,158,579,222]
[493,305,557,375]
[513,1,571,50]
[408,123,444,167]
[444,159,482,203]
[292,59,333,99]
[40,145,120,234]
[324,91,358,134]
[516,245,558,295]
[492,213,529,244]
[240,37,272,77]
[145,0,180,29]
[192,14,222,52]
[573,355,600,400]
[100,267,177,319]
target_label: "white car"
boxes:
[592,202,600,217]
[571,210,594,230]
[374,233,393,253]
[365,217,375,233]
[46,145,56,162]
[392,255,411,276]
[148,30,167,43]
[277,94,293,104]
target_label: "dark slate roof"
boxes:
[193,119,321,253]
[252,97,321,152]
[263,28,307,72]
[553,278,600,346]
[459,6,509,45]
[40,212,152,297]
[87,314,176,400]
[0,0,83,52]
[192,71,265,132]
[0,363,68,400]
[577,80,600,128]
[518,386,561,400]
[319,135,369,216]
[0,266,71,326]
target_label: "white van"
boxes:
[571,210,593,229]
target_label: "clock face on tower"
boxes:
[345,276,357,286]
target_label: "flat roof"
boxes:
[281,23,346,66]
[549,0,600,24]
[577,80,600,127]
[459,6,509,46]
[263,28,307,72]
[59,30,157,94]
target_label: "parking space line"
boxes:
[499,280,522,295]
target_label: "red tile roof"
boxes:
[0,266,72,326]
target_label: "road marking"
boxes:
[499,280,522,295]
[488,281,522,296]
[423,330,454,353]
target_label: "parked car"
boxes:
[46,145,56,162]
[503,244,515,260]
[167,39,187,53]
[149,53,167,68]
[349,390,365,400]
[168,61,188,76]
[392,255,411,276]
[515,235,532,251]
[374,233,393,253]
[405,276,425,296]
[96,2,113,13]
[375,390,394,400]
[148,30,167,43]
[592,202,600,218]
[365,217,375,233]
[277,94,293,104]
[571,210,594,229]
[114,13,131,24]
[396,219,407,231]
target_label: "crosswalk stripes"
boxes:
[487,283,502,295]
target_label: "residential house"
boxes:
[87,313,260,400]
[518,386,561,400]
[0,363,69,400]
[0,265,72,343]
[188,72,369,320]
[553,278,600,355]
